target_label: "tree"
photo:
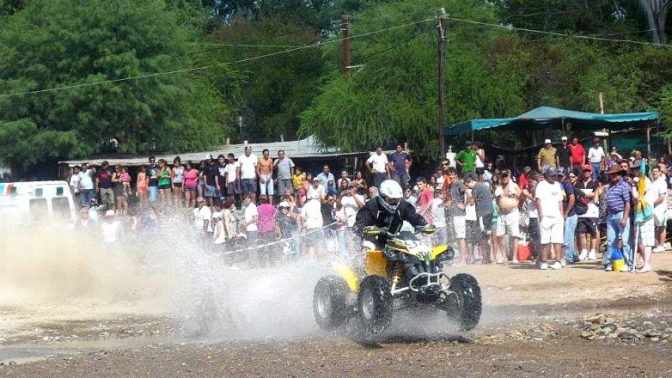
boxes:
[300,0,528,156]
[0,0,235,176]
[638,0,672,45]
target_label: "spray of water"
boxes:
[0,214,334,342]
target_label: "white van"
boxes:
[0,181,76,224]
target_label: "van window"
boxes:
[29,198,48,221]
[52,197,71,219]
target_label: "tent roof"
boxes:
[59,135,375,167]
[445,106,659,136]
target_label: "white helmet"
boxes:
[377,180,403,213]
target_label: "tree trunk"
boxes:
[638,0,671,45]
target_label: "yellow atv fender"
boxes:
[430,244,448,260]
[329,249,388,293]
[329,261,360,293]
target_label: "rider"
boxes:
[353,179,429,249]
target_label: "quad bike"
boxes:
[313,225,482,335]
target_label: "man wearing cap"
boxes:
[95,161,115,208]
[556,137,573,173]
[238,146,258,201]
[325,180,338,196]
[575,164,599,261]
[556,168,578,265]
[366,146,391,189]
[455,141,477,177]
[604,164,631,271]
[567,137,587,173]
[100,209,123,251]
[535,167,565,270]
[307,176,326,203]
[588,138,606,180]
[537,139,557,171]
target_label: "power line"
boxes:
[445,16,661,47]
[0,18,434,99]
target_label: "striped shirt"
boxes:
[606,178,631,213]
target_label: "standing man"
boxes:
[95,161,115,208]
[557,168,578,265]
[274,149,295,197]
[494,169,521,263]
[366,146,391,189]
[455,141,476,177]
[445,168,468,264]
[650,166,668,253]
[146,156,160,204]
[70,165,81,207]
[604,164,631,271]
[317,165,335,189]
[215,154,228,204]
[575,165,599,261]
[415,177,434,222]
[555,136,573,173]
[567,137,587,173]
[78,163,95,207]
[588,138,606,180]
[242,193,259,268]
[257,149,274,203]
[535,167,564,270]
[202,154,218,207]
[464,174,495,263]
[537,139,557,171]
[224,153,241,207]
[389,144,410,186]
[238,146,258,202]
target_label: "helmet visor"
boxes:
[384,196,399,207]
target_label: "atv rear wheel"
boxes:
[357,275,392,334]
[445,273,482,331]
[313,275,349,330]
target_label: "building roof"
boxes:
[60,135,371,167]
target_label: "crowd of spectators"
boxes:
[66,138,671,272]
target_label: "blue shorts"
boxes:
[204,185,217,198]
[148,186,159,202]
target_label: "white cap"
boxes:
[544,139,552,144]
[561,136,568,141]
[205,154,213,159]
[278,201,290,208]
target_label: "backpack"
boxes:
[573,186,589,215]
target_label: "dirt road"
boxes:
[1,242,672,377]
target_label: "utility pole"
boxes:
[342,14,351,76]
[437,8,447,157]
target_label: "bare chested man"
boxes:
[257,149,274,203]
[494,169,522,263]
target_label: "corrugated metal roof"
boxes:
[59,136,373,167]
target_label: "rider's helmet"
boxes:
[377,180,403,213]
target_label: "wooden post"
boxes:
[342,15,351,76]
[437,8,447,158]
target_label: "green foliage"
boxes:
[208,16,325,140]
[0,0,234,175]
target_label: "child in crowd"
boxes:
[120,167,132,195]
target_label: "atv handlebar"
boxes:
[363,224,437,236]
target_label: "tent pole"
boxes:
[647,125,652,158]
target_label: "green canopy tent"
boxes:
[445,106,660,155]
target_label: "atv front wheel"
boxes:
[445,273,482,331]
[313,275,349,330]
[357,275,392,334]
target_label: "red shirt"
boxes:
[418,188,434,222]
[567,143,586,165]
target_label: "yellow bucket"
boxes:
[612,258,625,272]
